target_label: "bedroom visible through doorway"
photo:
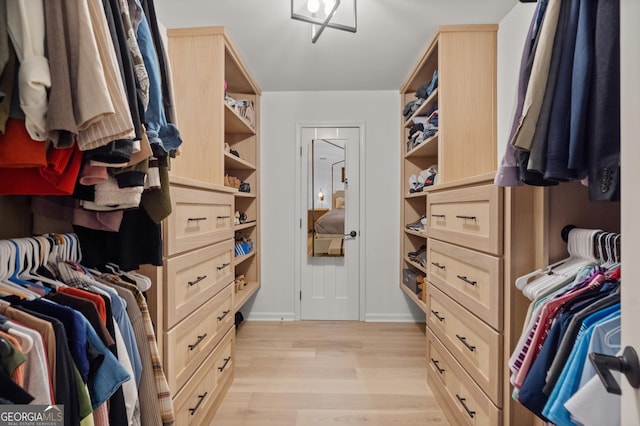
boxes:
[297,126,361,320]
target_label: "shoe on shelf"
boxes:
[406,215,427,231]
[407,244,426,257]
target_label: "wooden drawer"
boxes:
[428,238,503,331]
[167,186,234,256]
[427,284,502,404]
[165,284,234,394]
[427,329,502,426]
[165,239,234,328]
[427,184,503,255]
[173,327,235,425]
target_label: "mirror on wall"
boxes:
[308,139,346,257]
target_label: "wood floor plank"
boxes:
[210,321,449,425]
[295,409,450,425]
[248,392,437,411]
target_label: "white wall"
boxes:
[497,3,537,162]
[244,90,424,322]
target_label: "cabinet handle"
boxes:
[218,356,232,372]
[217,263,230,270]
[217,310,230,321]
[456,215,477,221]
[456,275,477,286]
[189,392,208,415]
[432,214,446,218]
[217,215,230,219]
[188,334,208,351]
[188,275,207,286]
[431,358,445,374]
[456,394,476,418]
[431,310,445,322]
[188,217,208,222]
[456,334,476,352]
[431,262,446,270]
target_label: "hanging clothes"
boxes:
[496,0,621,201]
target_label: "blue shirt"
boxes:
[543,304,621,425]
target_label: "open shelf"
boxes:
[405,229,428,238]
[404,256,427,274]
[224,152,256,170]
[405,88,439,128]
[400,282,427,313]
[234,250,256,266]
[234,280,260,312]
[234,192,257,199]
[405,133,438,158]
[224,103,256,135]
[235,222,257,231]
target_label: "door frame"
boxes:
[621,0,640,418]
[293,122,366,321]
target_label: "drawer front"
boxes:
[427,329,502,426]
[427,184,502,255]
[165,239,234,328]
[427,285,502,404]
[167,186,234,256]
[173,327,235,425]
[165,284,234,393]
[428,238,503,331]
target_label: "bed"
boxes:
[313,191,345,256]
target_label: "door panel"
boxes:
[621,0,640,419]
[300,127,360,320]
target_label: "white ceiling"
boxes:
[154,0,520,92]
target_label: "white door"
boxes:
[298,126,360,320]
[620,0,640,420]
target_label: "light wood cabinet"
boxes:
[142,26,261,424]
[399,25,535,426]
[399,25,498,312]
[167,26,261,310]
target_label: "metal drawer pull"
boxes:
[457,275,477,286]
[188,275,207,286]
[189,392,208,415]
[431,310,445,322]
[431,262,446,270]
[217,263,230,270]
[217,310,230,321]
[456,394,476,418]
[188,217,208,222]
[217,215,230,219]
[431,358,445,374]
[432,214,446,218]
[218,356,232,372]
[456,215,477,221]
[456,334,476,352]
[188,334,207,350]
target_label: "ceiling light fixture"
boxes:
[291,0,357,43]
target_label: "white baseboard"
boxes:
[243,312,296,321]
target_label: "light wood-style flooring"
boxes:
[211,321,449,425]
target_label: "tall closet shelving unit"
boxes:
[400,24,622,426]
[142,26,261,424]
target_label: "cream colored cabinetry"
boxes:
[167,26,261,310]
[425,177,506,424]
[142,26,261,424]
[399,25,498,310]
[399,25,537,426]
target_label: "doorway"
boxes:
[295,124,364,320]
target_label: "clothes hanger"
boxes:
[518,228,601,300]
[10,239,51,295]
[0,241,38,300]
